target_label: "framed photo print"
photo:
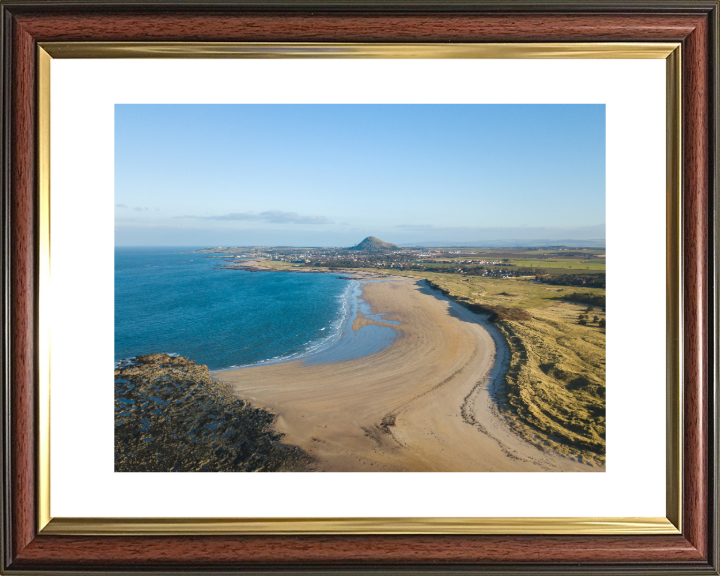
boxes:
[1,1,717,574]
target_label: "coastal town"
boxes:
[195,236,606,287]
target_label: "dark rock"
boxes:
[115,353,315,472]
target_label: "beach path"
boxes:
[216,277,594,472]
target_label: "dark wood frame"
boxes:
[1,1,717,573]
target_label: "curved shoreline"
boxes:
[213,276,400,372]
[215,276,596,472]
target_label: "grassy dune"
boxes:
[376,270,607,467]
[493,302,605,466]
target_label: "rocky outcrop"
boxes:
[115,354,315,472]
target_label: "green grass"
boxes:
[413,258,605,274]
[382,269,605,310]
[509,259,606,271]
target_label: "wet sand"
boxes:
[216,277,595,472]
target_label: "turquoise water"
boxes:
[115,247,397,370]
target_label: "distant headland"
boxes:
[347,236,398,252]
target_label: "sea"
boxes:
[115,247,398,370]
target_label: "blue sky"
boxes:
[115,104,605,246]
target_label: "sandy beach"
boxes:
[216,276,595,472]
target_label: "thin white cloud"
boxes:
[177,210,333,225]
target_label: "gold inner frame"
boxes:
[36,42,683,536]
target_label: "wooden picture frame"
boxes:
[1,1,717,573]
